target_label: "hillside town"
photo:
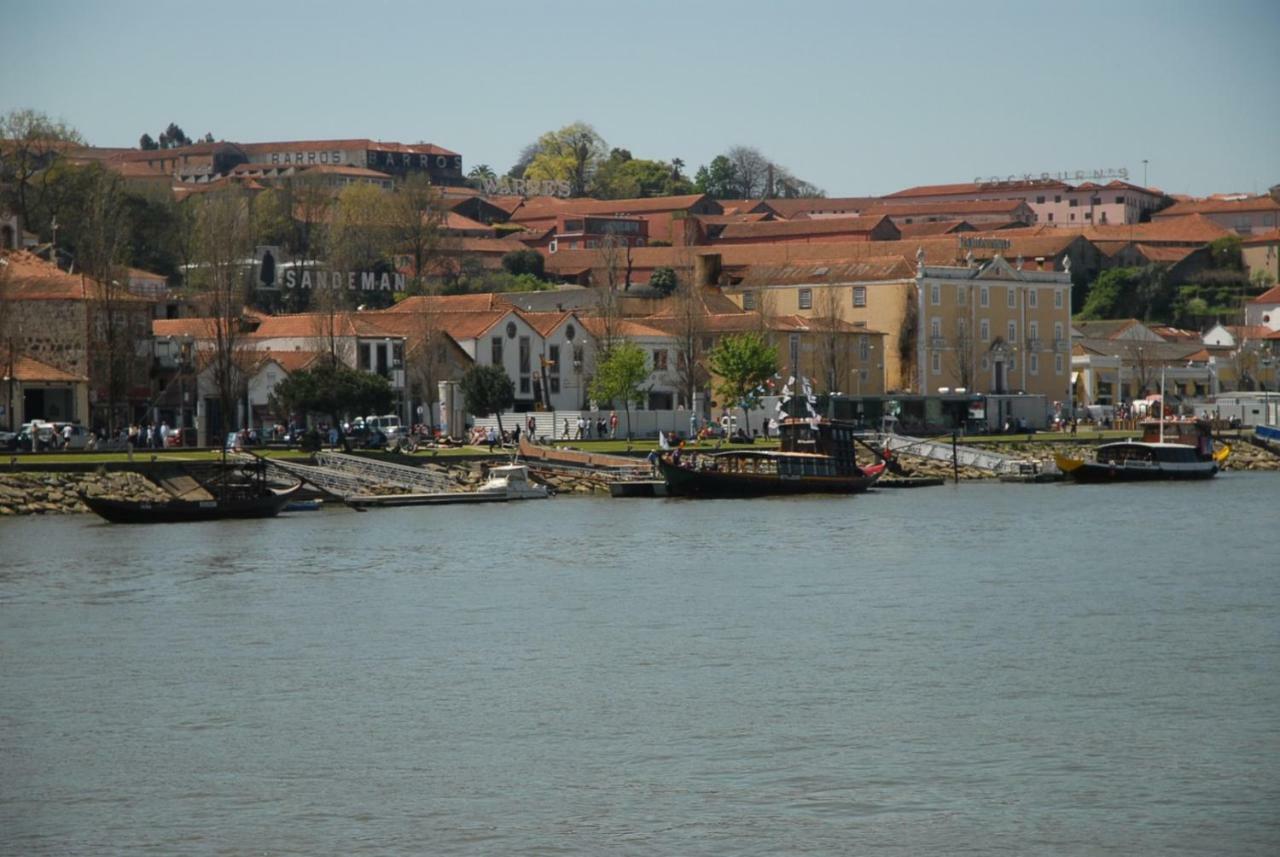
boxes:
[3,117,1279,445]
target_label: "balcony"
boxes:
[930,336,947,348]
[1026,338,1042,352]
[1054,339,1069,353]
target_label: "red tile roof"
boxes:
[896,220,975,237]
[238,139,459,157]
[3,354,88,383]
[1154,195,1280,218]
[1242,229,1280,246]
[737,257,917,286]
[387,294,505,313]
[509,193,715,221]
[1250,285,1280,304]
[867,199,1031,217]
[716,215,894,240]
[0,251,149,302]
[762,197,880,219]
[884,179,1071,199]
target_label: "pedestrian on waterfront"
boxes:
[563,418,571,440]
[527,414,536,441]
[609,410,618,438]
[597,416,607,438]
[486,426,497,451]
[576,416,585,440]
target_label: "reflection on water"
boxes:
[2,474,1279,855]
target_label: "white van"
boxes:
[364,414,402,441]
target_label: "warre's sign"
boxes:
[480,177,572,198]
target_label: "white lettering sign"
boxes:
[479,177,572,198]
[972,168,1131,186]
[283,269,404,291]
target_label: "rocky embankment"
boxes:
[0,472,171,516]
[424,460,613,495]
[885,436,1280,481]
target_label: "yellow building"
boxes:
[720,248,1074,401]
[917,252,1073,401]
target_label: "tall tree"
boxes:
[590,341,648,440]
[390,172,447,295]
[191,188,253,435]
[76,168,136,434]
[328,183,393,308]
[158,123,192,149]
[459,363,514,436]
[0,109,84,234]
[812,285,848,394]
[693,156,739,200]
[708,331,779,434]
[521,123,607,196]
[671,249,707,412]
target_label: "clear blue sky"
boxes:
[5,0,1278,197]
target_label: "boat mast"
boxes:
[1159,366,1166,443]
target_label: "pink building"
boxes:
[883,178,1167,227]
[1152,196,1280,235]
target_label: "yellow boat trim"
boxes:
[1053,452,1084,472]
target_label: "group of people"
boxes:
[561,412,620,440]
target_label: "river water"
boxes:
[1,474,1278,855]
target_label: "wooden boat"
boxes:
[1054,406,1229,484]
[1053,441,1222,482]
[82,459,301,523]
[658,417,886,498]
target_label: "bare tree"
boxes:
[77,168,137,434]
[405,302,446,430]
[726,146,770,198]
[812,285,848,394]
[191,188,253,435]
[0,254,16,431]
[898,285,919,392]
[0,109,84,234]
[592,234,632,356]
[391,172,448,295]
[951,316,975,390]
[671,248,707,410]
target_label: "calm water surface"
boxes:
[2,474,1278,855]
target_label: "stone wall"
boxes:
[0,471,169,515]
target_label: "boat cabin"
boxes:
[1096,442,1203,467]
[1138,419,1215,458]
[777,418,863,475]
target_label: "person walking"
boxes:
[609,410,618,439]
[526,414,537,442]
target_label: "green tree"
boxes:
[459,363,514,436]
[271,361,393,444]
[649,266,678,296]
[467,164,496,184]
[693,155,738,199]
[591,149,694,198]
[502,249,545,278]
[589,341,648,439]
[521,122,607,196]
[0,108,85,233]
[389,172,447,295]
[708,331,778,433]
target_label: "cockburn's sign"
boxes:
[974,168,1130,185]
[281,269,406,291]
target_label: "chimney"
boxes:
[695,253,722,288]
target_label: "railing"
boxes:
[877,432,1029,474]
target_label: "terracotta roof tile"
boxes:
[1154,195,1280,218]
[716,215,893,241]
[884,179,1072,199]
[1250,284,1280,304]
[1241,229,1280,246]
[3,354,88,383]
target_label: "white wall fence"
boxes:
[470,405,781,443]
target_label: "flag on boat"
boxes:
[658,431,671,450]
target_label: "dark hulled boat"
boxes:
[82,458,301,524]
[1053,419,1229,483]
[659,417,886,498]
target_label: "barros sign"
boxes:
[974,168,1130,185]
[281,269,407,291]
[480,177,572,198]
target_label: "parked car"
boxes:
[16,420,57,451]
[0,428,16,451]
[364,414,403,443]
[52,422,92,450]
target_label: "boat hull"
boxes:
[82,484,301,523]
[659,459,882,497]
[1053,453,1218,483]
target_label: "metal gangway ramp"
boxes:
[878,433,1027,474]
[258,452,455,497]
